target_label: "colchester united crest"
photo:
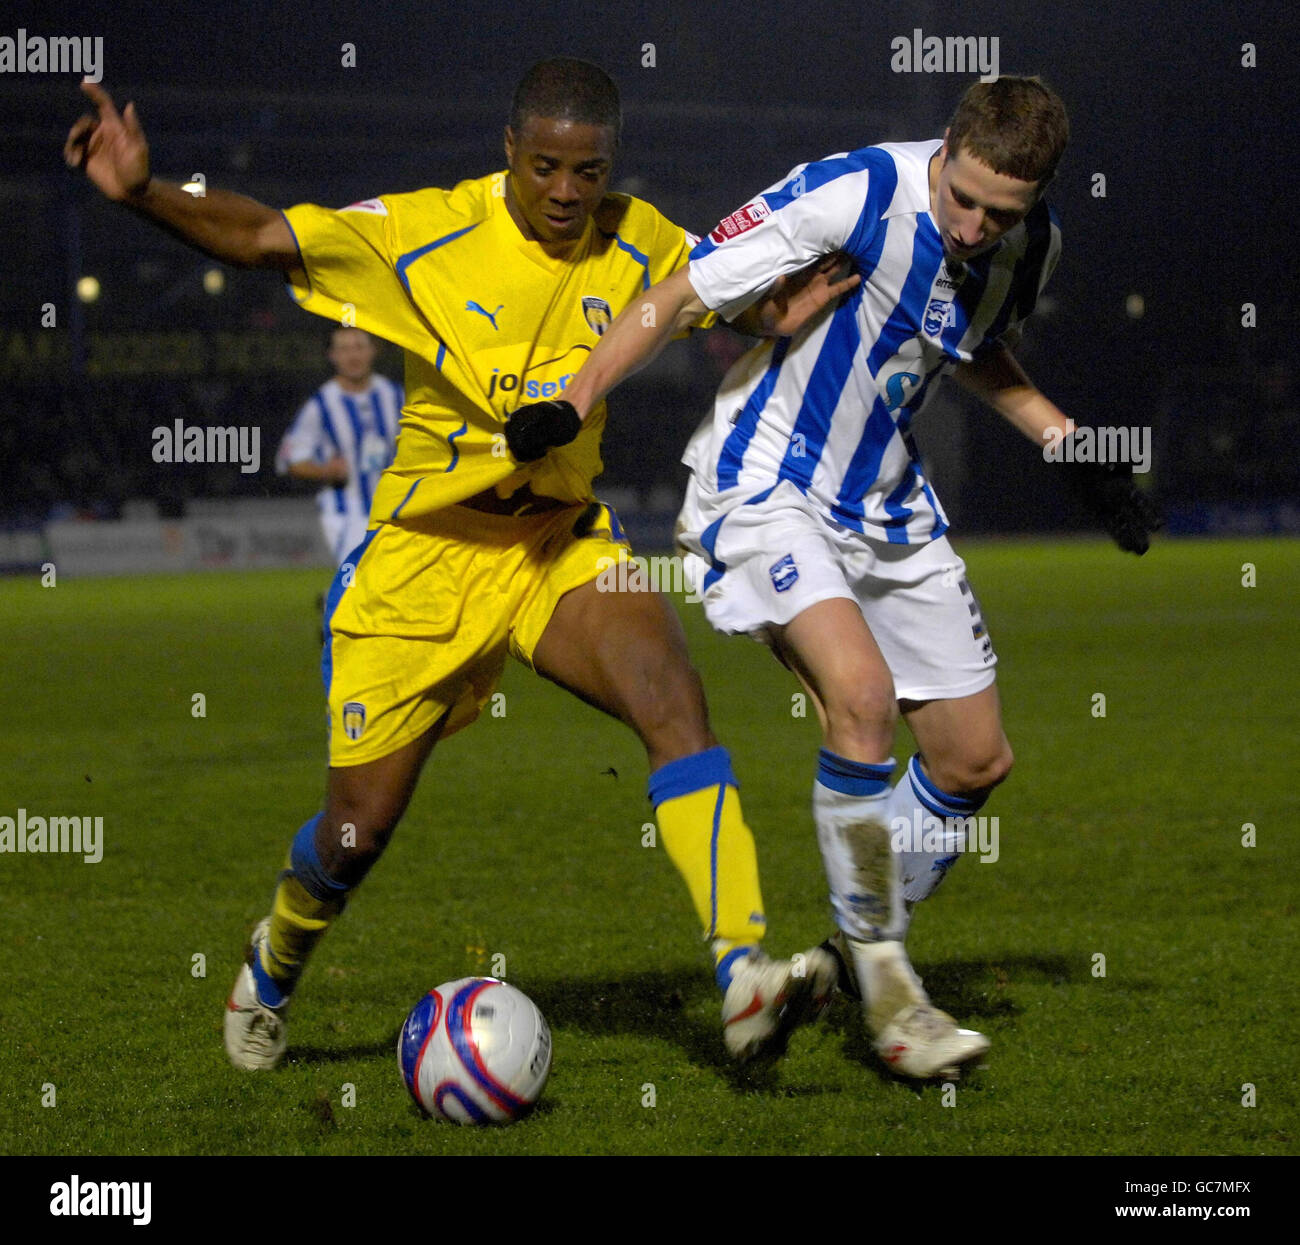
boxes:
[582,296,613,337]
[342,701,367,742]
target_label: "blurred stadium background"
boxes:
[2,0,1296,1169]
[0,0,1292,572]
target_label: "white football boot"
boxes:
[224,917,289,1071]
[830,931,989,1079]
[721,947,838,1063]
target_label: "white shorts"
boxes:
[677,479,997,702]
[320,507,370,568]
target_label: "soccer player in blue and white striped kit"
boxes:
[557,77,1158,1079]
[275,327,403,566]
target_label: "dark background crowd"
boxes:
[1,0,1291,536]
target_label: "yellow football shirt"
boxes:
[283,173,698,523]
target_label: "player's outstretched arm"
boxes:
[64,80,298,271]
[954,343,1070,443]
[286,457,349,484]
[502,267,702,462]
[564,267,706,421]
[956,344,1162,555]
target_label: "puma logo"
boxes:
[466,300,504,330]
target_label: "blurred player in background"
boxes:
[275,327,402,566]
[65,60,855,1073]
[557,76,1160,1080]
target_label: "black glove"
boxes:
[1060,432,1163,555]
[503,399,581,463]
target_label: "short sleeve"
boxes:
[687,149,893,322]
[282,198,440,364]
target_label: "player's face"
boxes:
[931,139,1040,261]
[504,116,615,247]
[329,329,376,382]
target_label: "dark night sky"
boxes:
[2,0,1293,522]
[10,0,1291,350]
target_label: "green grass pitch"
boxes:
[0,536,1295,1156]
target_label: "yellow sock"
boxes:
[250,813,354,1006]
[649,747,767,985]
[258,870,345,988]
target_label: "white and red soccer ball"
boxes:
[398,977,551,1124]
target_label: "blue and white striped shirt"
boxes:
[276,375,403,530]
[686,139,1060,544]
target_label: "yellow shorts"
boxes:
[322,499,628,766]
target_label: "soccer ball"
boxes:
[398,977,551,1124]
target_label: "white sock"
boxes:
[888,754,988,909]
[843,937,927,1030]
[812,749,903,941]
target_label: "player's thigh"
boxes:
[769,597,898,744]
[852,535,997,704]
[322,517,512,828]
[900,684,1012,793]
[325,540,507,768]
[679,480,894,737]
[319,715,447,877]
[531,576,713,764]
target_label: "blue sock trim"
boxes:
[289,813,351,902]
[715,944,760,992]
[647,745,736,806]
[908,754,988,818]
[816,748,895,797]
[250,948,287,1009]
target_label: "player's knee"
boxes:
[934,738,1013,795]
[320,796,401,870]
[998,739,1014,784]
[824,682,898,749]
[979,737,1014,789]
[642,666,713,756]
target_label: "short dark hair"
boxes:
[509,57,621,139]
[946,76,1069,186]
[329,326,371,345]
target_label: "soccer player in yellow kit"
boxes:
[65,59,855,1070]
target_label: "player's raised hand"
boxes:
[755,252,861,337]
[64,80,151,202]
